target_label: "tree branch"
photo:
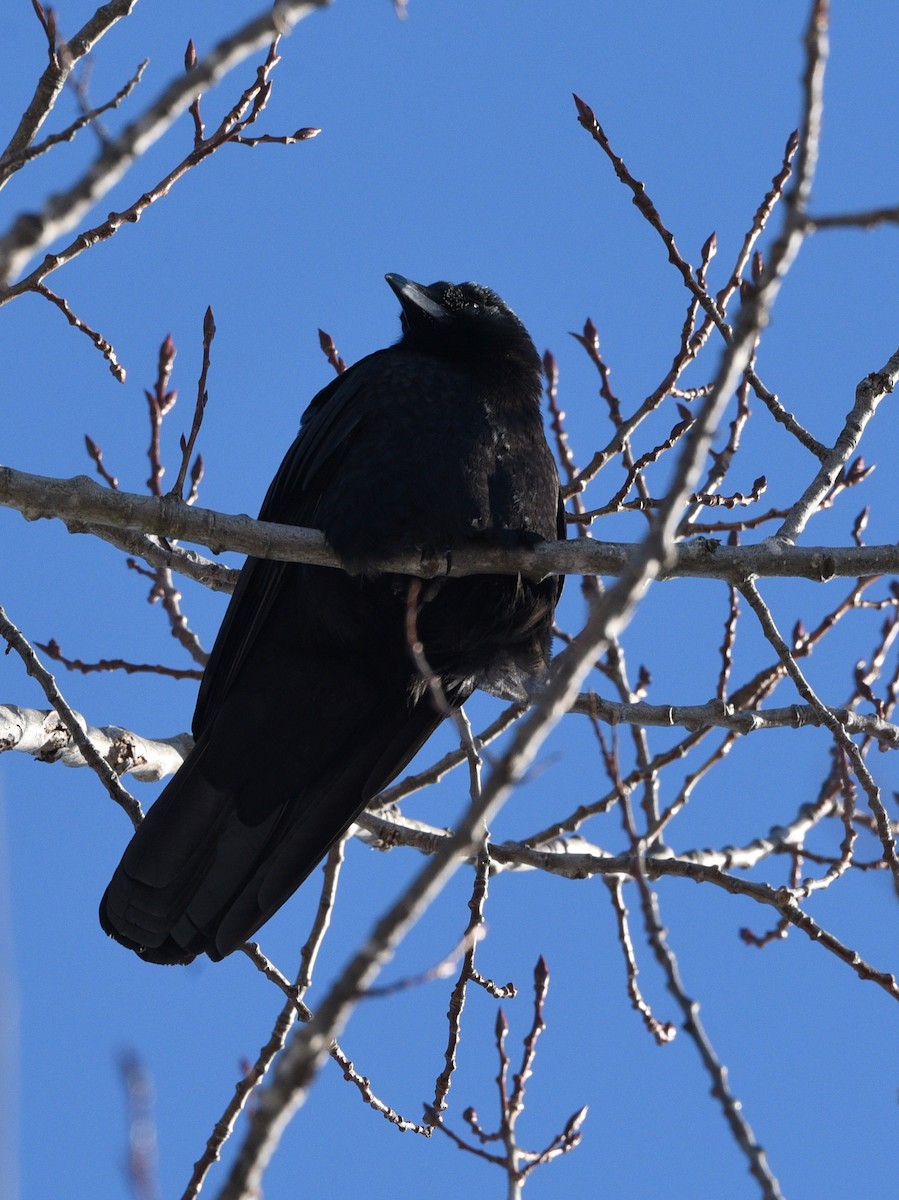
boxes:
[0,704,192,780]
[3,466,899,583]
[0,0,142,188]
[0,607,141,823]
[0,0,331,285]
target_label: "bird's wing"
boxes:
[101,348,458,963]
[192,349,391,735]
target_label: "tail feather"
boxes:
[99,565,547,965]
[99,682,444,964]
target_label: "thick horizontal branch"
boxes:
[0,704,191,781]
[12,684,895,793]
[9,701,850,872]
[3,466,899,583]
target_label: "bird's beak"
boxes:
[385,273,447,321]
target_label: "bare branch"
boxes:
[0,59,147,174]
[181,842,345,1200]
[0,608,142,824]
[606,879,677,1044]
[804,205,899,231]
[35,638,202,681]
[32,282,126,380]
[0,0,142,187]
[0,703,191,782]
[84,434,119,489]
[776,344,899,543]
[171,307,216,500]
[0,0,330,285]
[317,327,347,374]
[6,466,899,583]
[740,579,899,890]
[571,94,825,462]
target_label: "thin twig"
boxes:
[740,579,899,890]
[36,638,202,681]
[0,605,141,824]
[32,282,126,381]
[171,307,215,499]
[0,59,147,173]
[0,2,329,285]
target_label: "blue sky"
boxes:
[1,2,897,1198]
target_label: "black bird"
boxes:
[100,275,564,964]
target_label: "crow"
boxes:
[100,274,564,964]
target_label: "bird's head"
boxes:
[385,273,540,374]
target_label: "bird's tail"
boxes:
[99,682,443,965]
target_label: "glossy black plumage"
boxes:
[99,275,564,964]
